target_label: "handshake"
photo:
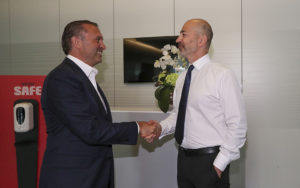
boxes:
[137,120,161,143]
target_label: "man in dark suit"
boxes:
[39,20,159,188]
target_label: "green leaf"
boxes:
[158,86,171,113]
[155,86,164,100]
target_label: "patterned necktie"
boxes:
[175,65,194,145]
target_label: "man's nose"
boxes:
[100,41,106,50]
[176,36,181,43]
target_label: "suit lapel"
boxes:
[96,83,112,122]
[63,58,110,119]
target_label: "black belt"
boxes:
[179,146,220,155]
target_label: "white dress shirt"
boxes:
[67,55,107,112]
[67,55,140,132]
[160,54,247,171]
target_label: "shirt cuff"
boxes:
[213,151,231,171]
[158,121,167,140]
[136,122,140,134]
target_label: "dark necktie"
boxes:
[175,65,194,145]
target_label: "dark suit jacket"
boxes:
[39,58,138,188]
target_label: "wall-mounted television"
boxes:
[123,36,177,83]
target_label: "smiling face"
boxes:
[73,24,106,66]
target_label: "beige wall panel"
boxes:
[114,0,174,109]
[114,0,175,38]
[243,0,300,188]
[60,0,115,105]
[9,0,60,75]
[0,0,11,74]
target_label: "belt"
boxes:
[179,146,220,155]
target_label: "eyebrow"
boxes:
[96,36,103,40]
[180,30,188,35]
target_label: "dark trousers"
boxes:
[177,148,230,188]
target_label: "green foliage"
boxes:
[155,86,172,113]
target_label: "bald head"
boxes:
[176,18,213,63]
[185,19,213,49]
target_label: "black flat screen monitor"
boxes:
[123,36,177,83]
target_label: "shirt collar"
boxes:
[191,54,210,70]
[67,55,98,78]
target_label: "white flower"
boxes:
[154,43,187,75]
[160,63,167,70]
[162,50,168,56]
[163,54,171,61]
[159,57,165,63]
[154,60,160,68]
[171,45,178,54]
[168,59,175,66]
[163,44,171,51]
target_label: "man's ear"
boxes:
[71,36,81,49]
[198,34,207,48]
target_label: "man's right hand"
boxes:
[137,121,161,143]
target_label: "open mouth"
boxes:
[97,50,102,56]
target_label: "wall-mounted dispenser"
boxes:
[14,102,35,133]
[14,99,38,188]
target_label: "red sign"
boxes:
[0,75,46,188]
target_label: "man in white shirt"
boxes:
[148,18,247,188]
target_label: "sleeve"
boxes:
[213,69,247,171]
[159,109,177,138]
[43,71,138,146]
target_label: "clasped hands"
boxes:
[138,120,161,143]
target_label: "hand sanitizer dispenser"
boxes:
[14,102,34,133]
[13,99,38,188]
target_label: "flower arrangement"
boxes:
[153,44,188,112]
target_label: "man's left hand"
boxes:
[214,166,222,178]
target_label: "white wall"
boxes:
[1,0,300,188]
[9,0,60,74]
[243,0,300,187]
